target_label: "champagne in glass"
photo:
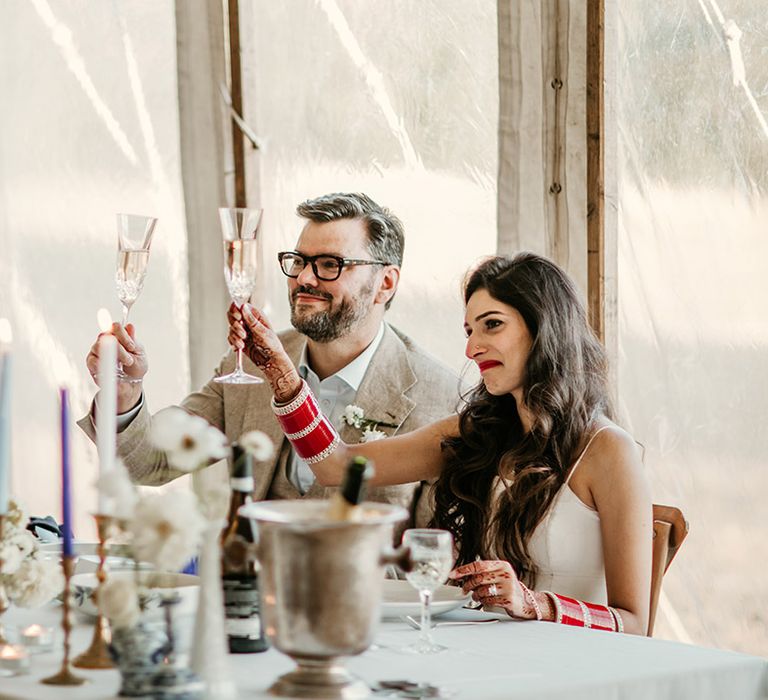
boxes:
[115,214,157,383]
[402,528,454,654]
[215,207,264,384]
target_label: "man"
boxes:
[80,193,458,522]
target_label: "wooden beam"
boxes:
[496,1,588,295]
[586,0,605,341]
[228,0,246,208]
[176,0,230,392]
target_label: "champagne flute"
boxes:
[402,528,454,654]
[215,207,264,384]
[115,213,157,383]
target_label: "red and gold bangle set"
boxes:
[542,591,624,633]
[271,380,340,464]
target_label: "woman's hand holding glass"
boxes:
[449,559,536,619]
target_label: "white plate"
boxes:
[380,579,469,619]
[71,571,200,618]
[39,541,133,558]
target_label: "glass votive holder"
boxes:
[19,624,55,654]
[0,644,31,676]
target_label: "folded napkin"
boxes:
[26,516,66,542]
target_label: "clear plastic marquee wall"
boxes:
[617,0,767,656]
[0,0,765,658]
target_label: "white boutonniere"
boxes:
[341,405,397,443]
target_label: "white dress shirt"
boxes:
[290,323,385,493]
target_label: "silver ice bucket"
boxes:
[239,499,409,699]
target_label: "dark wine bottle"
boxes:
[221,443,268,653]
[327,455,375,521]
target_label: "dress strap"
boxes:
[564,425,612,485]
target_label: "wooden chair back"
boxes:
[648,504,689,636]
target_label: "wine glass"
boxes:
[115,213,157,383]
[215,207,264,384]
[402,528,454,654]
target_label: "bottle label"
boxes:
[225,616,262,639]
[231,476,255,492]
[223,576,262,639]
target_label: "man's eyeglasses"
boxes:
[277,251,388,282]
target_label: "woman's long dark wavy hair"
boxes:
[432,253,612,584]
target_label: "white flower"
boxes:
[5,500,27,529]
[100,578,140,629]
[0,528,38,575]
[342,405,365,429]
[5,557,64,607]
[96,460,138,520]
[151,407,228,472]
[128,490,206,571]
[360,427,387,443]
[239,430,275,462]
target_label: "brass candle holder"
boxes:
[42,556,86,686]
[73,514,115,669]
[0,514,8,646]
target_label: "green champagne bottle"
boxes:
[221,444,269,653]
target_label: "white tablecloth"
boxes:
[1,605,766,700]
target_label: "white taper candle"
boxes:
[95,309,117,514]
[0,319,12,515]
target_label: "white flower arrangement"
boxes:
[0,501,63,608]
[341,404,397,443]
[92,413,273,630]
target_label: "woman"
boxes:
[231,253,652,634]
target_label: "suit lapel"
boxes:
[339,324,417,444]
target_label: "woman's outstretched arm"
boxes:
[229,302,457,486]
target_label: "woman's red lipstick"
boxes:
[477,360,502,373]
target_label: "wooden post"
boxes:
[586,0,604,341]
[496,1,588,295]
[228,0,246,208]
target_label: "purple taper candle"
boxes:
[60,387,73,557]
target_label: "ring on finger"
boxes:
[488,584,498,597]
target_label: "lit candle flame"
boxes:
[97,308,113,333]
[23,624,43,636]
[0,318,11,345]
[0,644,23,659]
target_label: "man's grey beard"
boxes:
[290,282,375,343]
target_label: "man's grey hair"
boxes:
[296,192,405,268]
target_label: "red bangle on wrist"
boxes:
[541,592,623,633]
[272,380,340,464]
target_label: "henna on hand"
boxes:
[230,303,301,400]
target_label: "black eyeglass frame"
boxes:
[277,251,388,281]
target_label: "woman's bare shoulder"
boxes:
[586,419,645,481]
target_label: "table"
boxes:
[1,605,766,700]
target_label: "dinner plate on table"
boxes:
[380,579,470,619]
[39,541,133,558]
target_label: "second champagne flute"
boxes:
[215,207,264,384]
